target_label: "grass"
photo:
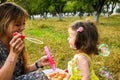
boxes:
[24,15,120,80]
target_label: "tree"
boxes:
[116,3,120,13]
[103,0,119,18]
[87,0,120,23]
[50,0,67,21]
[69,0,85,18]
[13,0,40,19]
[73,0,119,23]
[63,1,77,16]
[37,0,51,20]
[63,1,74,14]
[0,0,7,4]
[92,0,107,23]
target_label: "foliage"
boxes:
[63,1,74,13]
[2,0,119,22]
[0,0,6,3]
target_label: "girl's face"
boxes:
[6,19,26,39]
[68,28,77,49]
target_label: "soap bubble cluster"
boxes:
[99,67,113,80]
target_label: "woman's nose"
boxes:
[20,25,25,30]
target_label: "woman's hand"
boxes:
[9,33,25,55]
[37,55,51,67]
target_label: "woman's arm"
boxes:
[25,56,50,72]
[0,53,18,80]
[0,34,25,80]
[25,63,38,73]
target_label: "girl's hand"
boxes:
[37,55,52,67]
[9,33,25,55]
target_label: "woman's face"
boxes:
[6,19,26,39]
[68,28,77,49]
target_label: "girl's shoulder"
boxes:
[73,53,91,70]
[75,53,92,63]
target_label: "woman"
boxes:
[0,2,49,80]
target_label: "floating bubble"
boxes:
[99,67,113,80]
[98,44,110,56]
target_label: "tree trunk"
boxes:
[43,12,47,20]
[31,15,35,20]
[40,14,43,20]
[105,13,109,18]
[58,13,63,21]
[29,15,31,19]
[94,11,100,23]
[78,12,83,18]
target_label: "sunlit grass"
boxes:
[24,15,120,79]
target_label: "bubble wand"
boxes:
[13,32,43,44]
[44,46,56,71]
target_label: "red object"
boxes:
[13,32,18,36]
[20,35,25,39]
[64,69,69,73]
[13,32,25,39]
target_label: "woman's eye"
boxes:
[15,22,25,27]
[23,23,25,25]
[15,24,21,27]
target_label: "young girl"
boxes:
[66,20,99,80]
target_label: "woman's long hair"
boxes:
[0,2,29,72]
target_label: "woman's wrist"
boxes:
[35,62,44,69]
[8,53,19,62]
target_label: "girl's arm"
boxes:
[77,55,90,80]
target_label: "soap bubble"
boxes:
[98,44,110,56]
[99,67,113,80]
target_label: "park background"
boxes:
[0,0,120,80]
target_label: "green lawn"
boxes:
[24,15,120,80]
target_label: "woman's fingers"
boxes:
[10,33,25,54]
[15,40,24,53]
